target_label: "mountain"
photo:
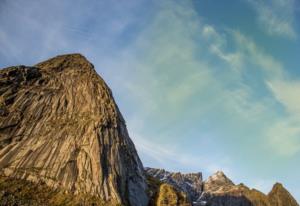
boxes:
[146,174,191,206]
[145,168,203,203]
[203,171,234,192]
[0,53,298,206]
[268,183,299,206]
[146,168,299,206]
[0,54,148,206]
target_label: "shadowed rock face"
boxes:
[0,54,148,206]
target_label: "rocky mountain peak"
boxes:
[0,54,148,206]
[204,171,234,193]
[207,171,232,182]
[271,182,284,190]
[268,182,299,206]
[35,53,93,73]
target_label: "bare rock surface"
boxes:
[147,168,299,206]
[198,172,299,206]
[203,171,235,194]
[155,183,192,206]
[145,168,203,203]
[0,54,148,206]
[146,174,192,206]
[268,183,299,206]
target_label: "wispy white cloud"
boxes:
[1,0,299,200]
[202,26,244,71]
[0,0,146,66]
[232,30,284,77]
[265,118,300,156]
[130,129,233,178]
[267,80,300,115]
[265,80,300,156]
[202,23,300,156]
[248,0,297,38]
[230,31,300,156]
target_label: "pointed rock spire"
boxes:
[268,183,299,206]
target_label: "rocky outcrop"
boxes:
[155,183,191,206]
[145,168,203,203]
[268,183,299,206]
[0,54,148,206]
[203,171,234,193]
[146,174,192,206]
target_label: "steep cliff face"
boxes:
[0,54,148,206]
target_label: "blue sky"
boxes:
[1,0,300,201]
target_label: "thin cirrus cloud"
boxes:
[266,80,300,156]
[0,0,300,201]
[204,24,300,157]
[247,0,297,38]
[109,1,299,196]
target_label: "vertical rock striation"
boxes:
[0,54,148,206]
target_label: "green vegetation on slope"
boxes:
[0,175,114,206]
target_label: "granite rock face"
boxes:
[0,54,148,206]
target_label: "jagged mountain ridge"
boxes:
[0,54,148,206]
[146,168,299,206]
[145,167,203,203]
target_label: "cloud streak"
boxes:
[248,0,297,38]
[1,0,299,202]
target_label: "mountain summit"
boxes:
[268,183,299,206]
[0,54,148,206]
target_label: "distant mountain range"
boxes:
[146,168,299,206]
[0,54,298,206]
